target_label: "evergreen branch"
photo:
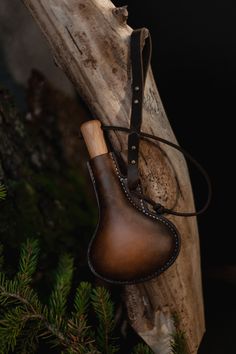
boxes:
[0,306,30,352]
[66,283,98,353]
[91,287,118,354]
[15,321,39,354]
[73,281,92,320]
[0,240,148,353]
[0,274,70,347]
[171,330,188,354]
[17,238,40,285]
[0,281,70,350]
[171,313,188,354]
[0,248,95,353]
[0,278,43,314]
[66,321,94,353]
[131,343,153,354]
[48,254,74,322]
[0,244,3,270]
[0,184,6,200]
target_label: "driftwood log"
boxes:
[20,1,205,353]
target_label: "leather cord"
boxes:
[102,27,212,217]
[102,125,212,217]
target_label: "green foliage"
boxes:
[0,307,30,352]
[171,314,188,354]
[0,184,6,200]
[0,239,96,353]
[0,244,3,270]
[91,287,118,354]
[0,271,44,353]
[73,282,92,319]
[0,239,152,354]
[171,331,188,354]
[17,238,40,285]
[132,343,153,354]
[48,253,74,320]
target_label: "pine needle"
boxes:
[0,244,3,270]
[0,184,6,200]
[91,287,118,354]
[171,313,188,354]
[131,343,153,354]
[0,307,28,352]
[73,282,92,318]
[48,253,74,322]
[171,330,188,354]
[0,240,149,353]
[17,238,40,285]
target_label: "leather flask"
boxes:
[80,120,180,284]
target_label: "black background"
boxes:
[114,0,236,353]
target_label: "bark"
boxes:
[19,1,205,353]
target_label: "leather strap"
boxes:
[102,125,212,217]
[101,27,212,217]
[128,28,152,189]
[79,28,211,216]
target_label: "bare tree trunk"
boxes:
[20,1,205,353]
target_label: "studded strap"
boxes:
[100,28,212,217]
[127,28,152,190]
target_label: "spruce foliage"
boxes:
[0,239,153,354]
[171,330,188,354]
[171,314,188,354]
[91,287,118,354]
[131,343,154,354]
[0,244,3,270]
[0,184,6,200]
[0,239,106,353]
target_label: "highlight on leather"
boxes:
[87,152,180,284]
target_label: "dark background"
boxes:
[0,0,235,353]
[114,0,236,353]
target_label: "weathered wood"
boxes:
[20,1,205,352]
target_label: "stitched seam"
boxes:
[110,153,180,278]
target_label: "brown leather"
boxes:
[87,152,180,284]
[127,28,151,190]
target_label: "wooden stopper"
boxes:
[80,120,108,158]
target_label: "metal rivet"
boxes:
[134,99,139,104]
[134,86,140,91]
[131,145,136,150]
[131,160,136,164]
